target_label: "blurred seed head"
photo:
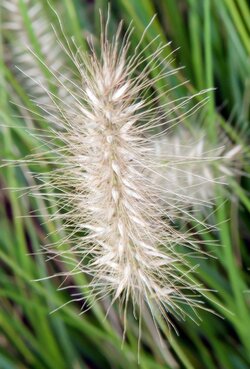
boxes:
[2,0,72,106]
[152,128,242,215]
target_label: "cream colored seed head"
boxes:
[15,11,234,330]
[2,0,72,108]
[152,128,242,214]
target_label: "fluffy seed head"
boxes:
[2,0,71,105]
[7,11,228,329]
[152,128,242,213]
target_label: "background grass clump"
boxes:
[0,1,250,368]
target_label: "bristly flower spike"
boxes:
[2,0,72,106]
[18,9,221,331]
[152,128,242,215]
